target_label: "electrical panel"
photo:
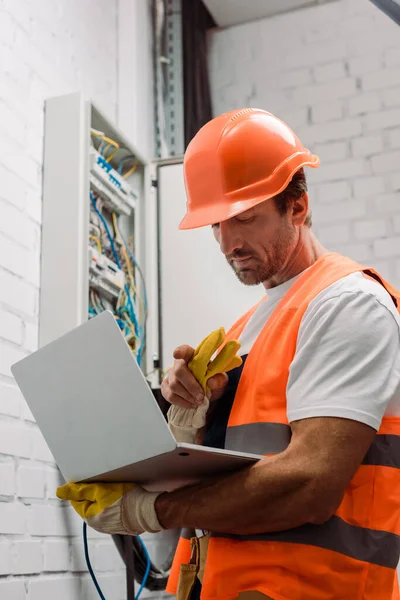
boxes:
[40,93,153,373]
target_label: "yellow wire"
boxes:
[89,235,102,255]
[122,160,138,179]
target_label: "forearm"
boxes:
[155,450,325,534]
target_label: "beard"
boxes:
[226,223,296,286]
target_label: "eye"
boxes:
[211,223,220,229]
[235,214,255,224]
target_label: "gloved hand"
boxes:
[167,328,242,441]
[57,482,163,535]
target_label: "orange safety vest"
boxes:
[167,253,400,600]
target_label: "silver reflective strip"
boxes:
[363,434,400,468]
[212,515,400,570]
[225,422,291,455]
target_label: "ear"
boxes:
[292,192,309,227]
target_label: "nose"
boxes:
[214,220,243,257]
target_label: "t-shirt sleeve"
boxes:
[287,290,400,430]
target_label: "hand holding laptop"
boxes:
[56,327,243,535]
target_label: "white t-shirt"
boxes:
[238,271,400,430]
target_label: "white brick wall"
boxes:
[0,1,158,599]
[209,0,400,284]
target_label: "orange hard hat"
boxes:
[180,108,320,230]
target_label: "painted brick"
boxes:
[278,69,312,89]
[44,468,64,500]
[28,505,69,537]
[0,340,28,378]
[312,101,344,124]
[385,48,400,67]
[94,541,124,571]
[278,106,308,129]
[371,151,400,174]
[17,466,45,498]
[0,502,28,534]
[23,321,39,352]
[392,173,400,191]
[315,181,352,203]
[313,61,347,83]
[335,243,371,262]
[0,164,27,210]
[374,237,400,258]
[0,234,27,278]
[313,141,348,163]
[355,219,387,240]
[351,134,384,157]
[318,223,351,245]
[354,176,385,198]
[310,158,368,184]
[0,100,25,146]
[374,194,400,214]
[0,307,23,345]
[382,87,400,108]
[44,540,70,572]
[0,580,26,600]
[284,40,347,70]
[0,420,32,458]
[0,270,36,316]
[365,109,400,131]
[0,199,37,249]
[27,577,81,600]
[12,540,43,574]
[348,54,382,76]
[348,93,381,116]
[296,78,356,106]
[362,68,400,91]
[0,461,16,496]
[298,119,362,144]
[388,129,400,149]
[0,540,11,575]
[312,199,367,224]
[0,382,21,417]
[393,216,400,234]
[70,540,90,572]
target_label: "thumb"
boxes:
[173,345,195,363]
[207,372,229,401]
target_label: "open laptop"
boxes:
[11,310,260,491]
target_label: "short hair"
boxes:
[274,168,312,227]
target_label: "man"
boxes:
[60,109,400,600]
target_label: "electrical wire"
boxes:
[122,160,138,179]
[89,234,102,255]
[90,193,141,363]
[83,523,107,600]
[115,218,148,364]
[118,154,136,175]
[135,536,151,599]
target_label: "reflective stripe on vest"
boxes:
[226,421,400,469]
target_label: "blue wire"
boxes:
[83,523,107,600]
[90,193,142,364]
[116,217,148,365]
[135,536,151,600]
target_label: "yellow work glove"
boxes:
[168,328,242,442]
[188,327,242,393]
[57,482,163,535]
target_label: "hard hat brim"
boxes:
[179,154,320,230]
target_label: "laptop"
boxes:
[11,310,260,491]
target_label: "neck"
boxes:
[263,228,328,290]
